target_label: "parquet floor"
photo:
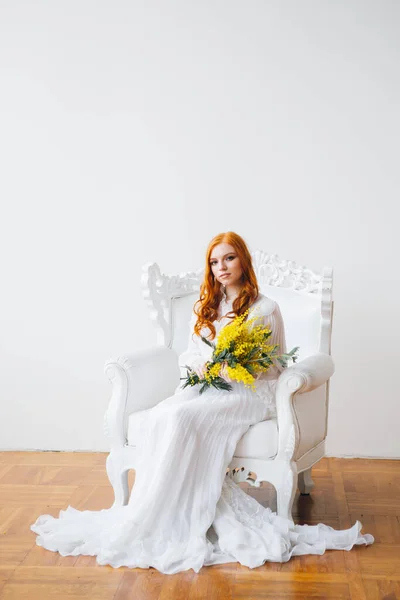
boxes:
[0,452,399,599]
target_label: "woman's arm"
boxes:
[253,301,288,378]
[177,311,206,377]
[219,300,288,384]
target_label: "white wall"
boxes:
[1,1,399,457]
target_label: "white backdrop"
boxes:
[1,1,399,457]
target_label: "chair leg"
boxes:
[298,467,315,495]
[106,453,130,506]
[276,463,297,522]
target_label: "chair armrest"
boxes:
[104,346,179,447]
[278,352,335,395]
[275,353,335,461]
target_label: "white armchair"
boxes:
[104,251,334,521]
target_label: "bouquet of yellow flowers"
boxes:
[180,309,299,395]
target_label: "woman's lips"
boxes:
[220,274,230,278]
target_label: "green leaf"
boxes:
[199,382,209,395]
[215,349,229,361]
[200,336,215,349]
[248,347,259,359]
[212,378,233,392]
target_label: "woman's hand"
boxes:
[220,361,233,383]
[193,362,207,380]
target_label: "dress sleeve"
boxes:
[253,301,288,378]
[177,311,205,374]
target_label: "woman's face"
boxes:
[209,243,243,289]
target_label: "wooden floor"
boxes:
[0,453,399,600]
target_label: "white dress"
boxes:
[30,292,374,574]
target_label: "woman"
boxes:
[31,231,373,574]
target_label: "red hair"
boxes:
[193,232,259,340]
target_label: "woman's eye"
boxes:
[210,256,235,266]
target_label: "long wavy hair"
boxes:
[193,232,259,341]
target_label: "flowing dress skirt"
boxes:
[31,381,373,574]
